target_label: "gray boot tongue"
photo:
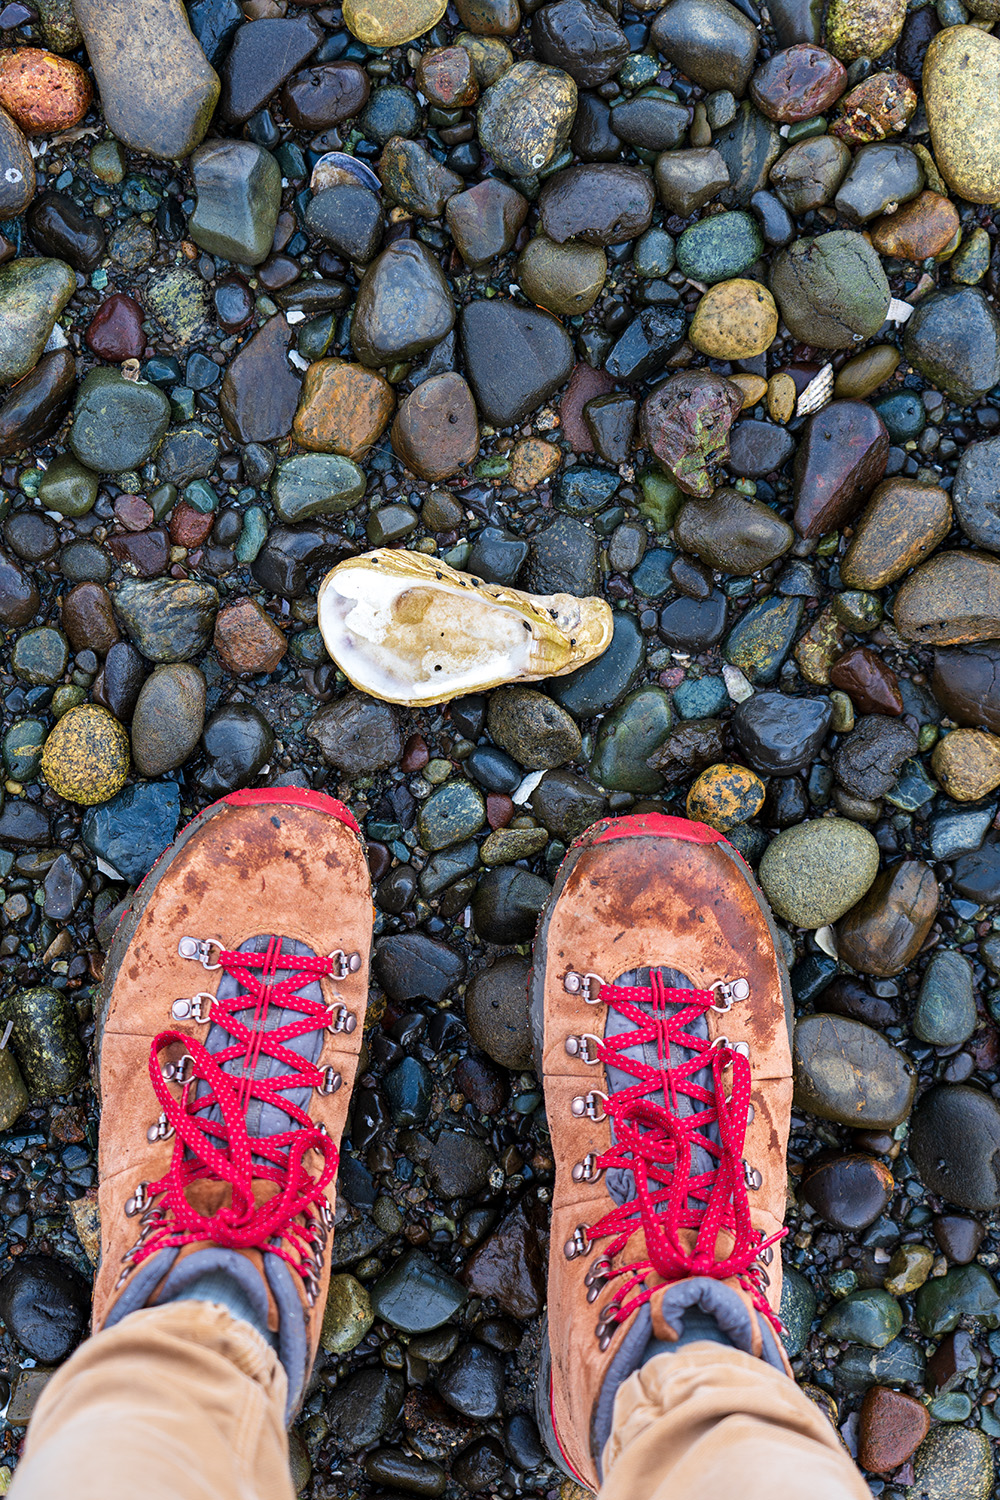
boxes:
[603,967,719,1210]
[197,934,325,1146]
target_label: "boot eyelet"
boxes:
[326,1003,356,1034]
[563,971,606,1004]
[125,1182,150,1217]
[318,1067,342,1095]
[329,949,362,980]
[743,1161,762,1190]
[572,1152,603,1183]
[171,992,213,1023]
[565,1034,602,1064]
[564,1225,589,1259]
[571,1090,608,1122]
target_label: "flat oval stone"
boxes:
[903,286,1000,406]
[531,0,628,86]
[675,487,792,575]
[345,0,446,45]
[894,550,1000,647]
[836,859,939,978]
[379,136,462,219]
[714,100,782,207]
[538,164,655,247]
[0,256,76,386]
[113,576,218,662]
[517,236,606,315]
[912,950,976,1047]
[590,684,673,793]
[131,663,206,776]
[769,135,851,214]
[220,16,323,123]
[74,0,219,159]
[352,240,455,369]
[446,179,528,269]
[0,347,75,457]
[801,1154,894,1231]
[271,453,366,522]
[283,62,369,131]
[841,478,952,590]
[306,184,384,264]
[726,420,795,478]
[294,359,394,461]
[460,299,573,428]
[477,60,577,178]
[870,190,959,261]
[910,1084,1000,1211]
[759,817,879,927]
[793,1013,916,1128]
[793,400,888,539]
[689,279,777,361]
[770,231,889,349]
[749,44,846,123]
[651,0,759,96]
[924,25,1000,205]
[220,315,301,444]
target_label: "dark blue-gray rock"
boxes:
[374,933,465,1004]
[651,0,759,95]
[437,1343,504,1419]
[326,1367,405,1450]
[910,1084,1000,1211]
[371,1249,467,1333]
[913,950,976,1047]
[549,612,643,717]
[952,435,1000,551]
[525,516,599,597]
[200,705,273,795]
[464,957,532,1070]
[903,287,1000,405]
[113,578,219,663]
[731,691,831,775]
[472,866,551,945]
[0,1257,89,1363]
[69,368,171,473]
[307,693,401,776]
[82,782,181,883]
[461,300,573,428]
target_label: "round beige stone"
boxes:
[924,26,1000,205]
[344,0,446,46]
[767,371,796,423]
[689,278,778,360]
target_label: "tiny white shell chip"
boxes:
[887,297,914,323]
[795,362,834,418]
[317,549,613,707]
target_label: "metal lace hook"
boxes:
[563,971,607,1005]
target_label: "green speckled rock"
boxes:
[3,986,85,1100]
[0,257,75,385]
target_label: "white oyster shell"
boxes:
[317,549,613,707]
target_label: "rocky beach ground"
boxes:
[2,0,1000,1494]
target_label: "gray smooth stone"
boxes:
[189,139,282,266]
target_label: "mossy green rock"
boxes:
[590,685,673,793]
[779,1264,816,1357]
[0,1049,27,1131]
[3,718,45,782]
[0,258,76,385]
[321,1274,374,1354]
[3,986,85,1100]
[11,626,68,686]
[823,0,905,62]
[37,453,99,517]
[758,818,880,928]
[770,231,890,350]
[69,369,172,474]
[271,454,366,522]
[676,210,763,285]
[821,1288,902,1349]
[916,1264,1000,1337]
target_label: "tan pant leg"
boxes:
[8,1302,294,1500]
[601,1343,870,1500]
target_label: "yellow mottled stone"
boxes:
[824,0,906,63]
[41,704,129,805]
[924,26,1000,205]
[932,728,1000,802]
[686,763,765,831]
[344,0,446,46]
[728,373,768,409]
[794,607,846,686]
[689,279,778,360]
[767,371,797,424]
[509,437,560,492]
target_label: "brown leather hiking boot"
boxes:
[530,813,794,1489]
[93,787,371,1417]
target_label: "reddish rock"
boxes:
[793,400,888,538]
[640,370,744,498]
[105,527,170,578]
[559,363,615,453]
[113,494,153,533]
[214,597,288,676]
[858,1386,929,1473]
[401,733,429,773]
[390,372,479,482]
[169,501,214,549]
[487,793,514,829]
[281,62,369,131]
[86,293,146,362]
[749,44,847,123]
[0,46,92,134]
[416,46,478,107]
[60,582,118,654]
[830,646,903,716]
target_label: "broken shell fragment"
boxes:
[317,549,613,707]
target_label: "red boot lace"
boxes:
[127,941,342,1292]
[575,972,785,1341]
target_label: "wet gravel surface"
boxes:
[4,0,1000,1495]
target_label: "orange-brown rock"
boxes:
[858,1386,930,1473]
[292,358,394,460]
[870,191,959,261]
[830,69,917,145]
[837,860,939,977]
[213,597,287,677]
[841,478,952,590]
[509,437,560,492]
[0,46,92,134]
